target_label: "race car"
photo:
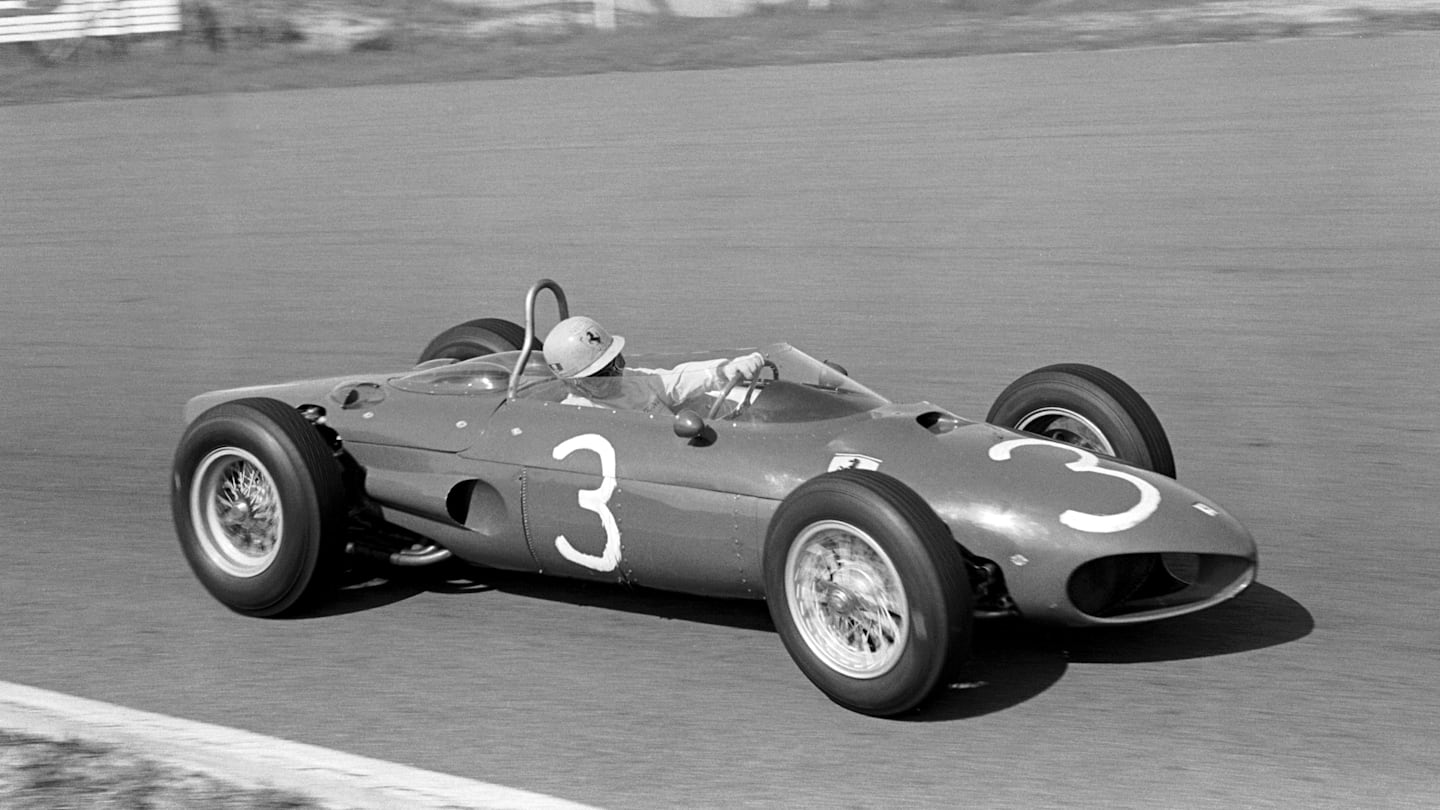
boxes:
[171,279,1257,716]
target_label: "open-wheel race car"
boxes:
[171,279,1257,716]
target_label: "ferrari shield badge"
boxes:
[828,453,882,472]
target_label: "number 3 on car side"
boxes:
[551,433,622,572]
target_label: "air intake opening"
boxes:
[916,411,961,435]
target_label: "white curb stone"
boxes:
[0,681,602,810]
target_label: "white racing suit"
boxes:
[561,359,740,415]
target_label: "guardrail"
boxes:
[2,0,832,59]
[0,0,179,44]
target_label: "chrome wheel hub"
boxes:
[1015,407,1114,455]
[786,520,907,679]
[191,447,283,578]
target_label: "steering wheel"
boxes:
[707,361,778,420]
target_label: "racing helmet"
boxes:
[543,316,626,379]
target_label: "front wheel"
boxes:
[171,398,347,617]
[987,363,1175,478]
[764,469,972,717]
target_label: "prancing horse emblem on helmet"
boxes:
[543,316,627,379]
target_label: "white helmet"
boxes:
[543,316,625,379]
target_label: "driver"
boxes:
[543,316,764,415]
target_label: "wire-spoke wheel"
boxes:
[765,469,971,717]
[786,520,908,679]
[172,398,345,617]
[987,363,1175,477]
[190,447,284,578]
[1012,407,1115,456]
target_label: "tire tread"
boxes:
[172,397,346,616]
[418,317,531,363]
[987,362,1176,478]
[765,469,972,716]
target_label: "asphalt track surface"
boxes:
[2,34,1438,809]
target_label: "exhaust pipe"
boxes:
[346,541,452,567]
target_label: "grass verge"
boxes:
[0,730,323,810]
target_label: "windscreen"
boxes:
[512,343,889,423]
[390,351,550,396]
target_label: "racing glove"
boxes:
[722,352,765,381]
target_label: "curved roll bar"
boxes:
[510,278,570,399]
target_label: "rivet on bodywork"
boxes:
[456,420,468,429]
[363,412,374,419]
[1010,554,1029,567]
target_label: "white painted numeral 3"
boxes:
[988,438,1161,533]
[552,434,622,572]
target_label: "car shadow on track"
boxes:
[1058,582,1313,664]
[309,560,776,631]
[297,570,442,617]
[308,565,1311,722]
[918,582,1313,721]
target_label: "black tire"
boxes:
[764,469,972,717]
[417,318,530,363]
[171,398,347,617]
[986,363,1176,478]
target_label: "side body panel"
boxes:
[464,399,796,598]
[343,441,538,573]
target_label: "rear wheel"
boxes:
[986,363,1175,477]
[764,469,971,716]
[172,398,346,617]
[418,318,529,363]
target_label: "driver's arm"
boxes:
[636,352,764,407]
